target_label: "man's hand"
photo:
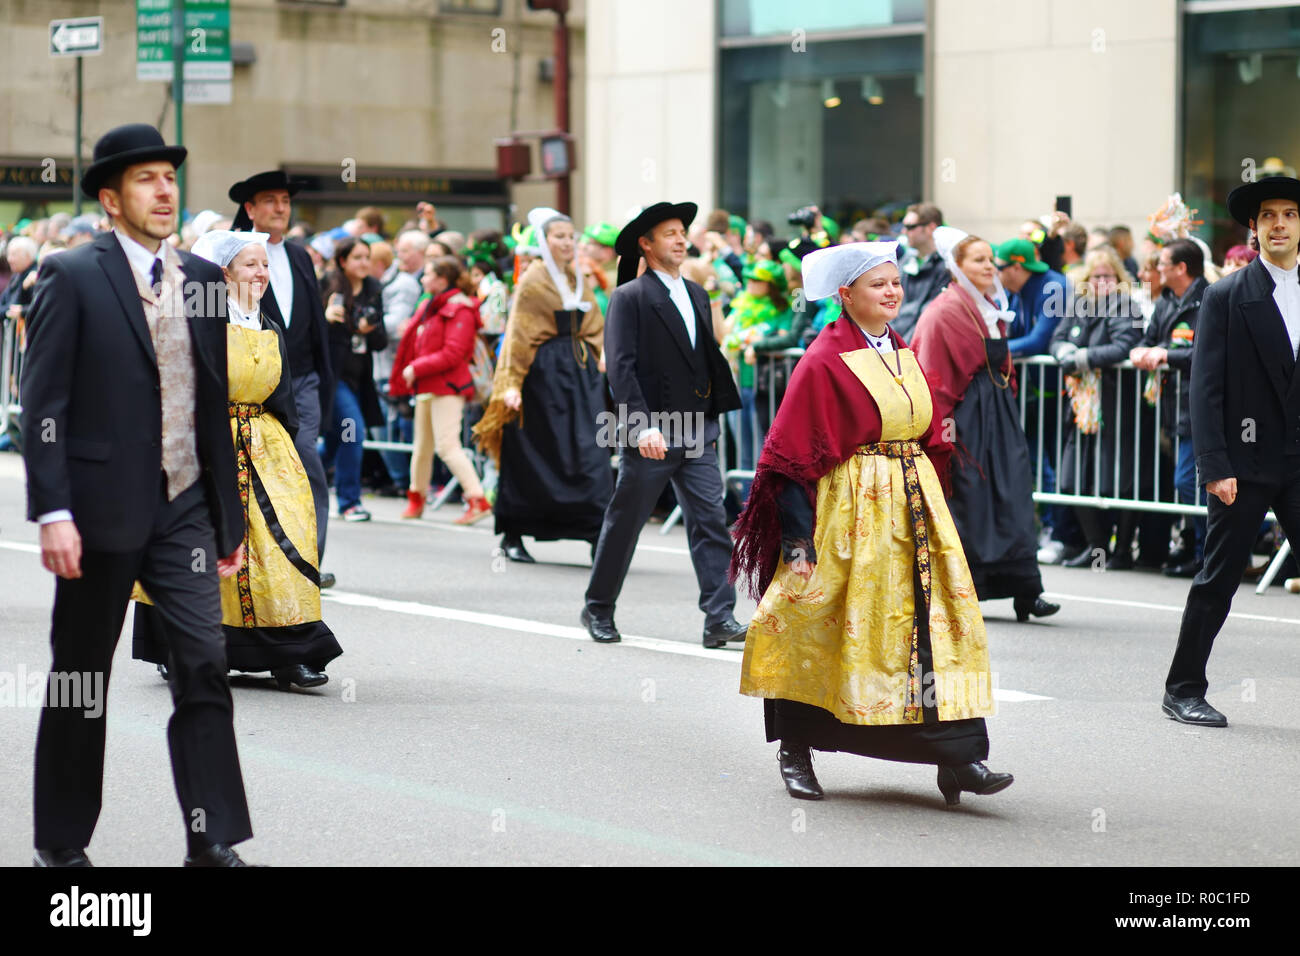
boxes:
[40,520,82,579]
[1208,477,1237,506]
[637,430,668,460]
[503,387,522,412]
[217,544,245,579]
[1129,346,1150,367]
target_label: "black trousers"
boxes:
[585,426,735,627]
[293,370,329,560]
[1166,455,1300,698]
[34,479,252,852]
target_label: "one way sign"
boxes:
[50,16,104,57]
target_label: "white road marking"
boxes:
[0,540,40,554]
[1043,590,1300,626]
[323,589,1053,702]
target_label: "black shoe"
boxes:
[580,607,621,643]
[273,663,329,690]
[1013,595,1060,623]
[937,761,1014,807]
[184,843,255,867]
[1106,552,1134,571]
[34,848,92,867]
[1161,692,1227,727]
[1162,559,1202,579]
[319,571,336,589]
[703,617,748,648]
[501,534,535,564]
[778,744,824,800]
[1062,547,1101,569]
[157,662,170,681]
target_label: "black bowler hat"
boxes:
[228,170,304,230]
[615,201,698,286]
[1227,175,1300,227]
[80,124,187,199]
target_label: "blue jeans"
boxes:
[324,381,365,513]
[1174,439,1206,560]
[376,382,413,488]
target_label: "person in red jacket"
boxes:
[390,256,491,524]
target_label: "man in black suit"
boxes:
[582,202,748,648]
[22,124,255,865]
[230,171,335,586]
[1163,176,1300,727]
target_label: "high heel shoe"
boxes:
[936,761,1014,806]
[1014,595,1060,623]
[501,534,535,563]
[778,743,824,800]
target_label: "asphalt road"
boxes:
[1,452,1297,867]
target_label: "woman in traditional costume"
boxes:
[910,228,1059,622]
[733,242,1014,806]
[473,207,610,563]
[134,231,341,690]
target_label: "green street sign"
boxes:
[137,0,231,83]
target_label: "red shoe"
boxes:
[455,496,492,525]
[400,489,425,520]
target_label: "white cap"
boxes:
[190,229,270,268]
[189,209,223,237]
[801,241,899,302]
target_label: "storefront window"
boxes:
[721,0,924,37]
[719,34,923,234]
[1183,4,1300,258]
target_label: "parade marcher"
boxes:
[23,124,255,866]
[912,228,1059,622]
[582,202,746,648]
[230,170,336,587]
[391,255,491,524]
[321,238,388,522]
[132,230,342,690]
[732,241,1012,804]
[473,207,610,562]
[1163,176,1300,728]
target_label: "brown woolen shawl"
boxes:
[472,258,603,464]
[729,315,953,600]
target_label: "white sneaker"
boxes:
[1037,541,1065,565]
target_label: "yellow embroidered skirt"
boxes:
[740,441,995,727]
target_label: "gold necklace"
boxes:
[861,325,915,418]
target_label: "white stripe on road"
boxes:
[0,541,40,553]
[1043,590,1300,626]
[323,588,1053,702]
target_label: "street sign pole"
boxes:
[171,0,186,212]
[74,56,83,215]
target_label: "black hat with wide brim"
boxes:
[1227,176,1300,227]
[228,170,305,230]
[80,124,187,199]
[615,201,698,286]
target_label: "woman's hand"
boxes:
[325,303,345,323]
[597,353,606,374]
[504,388,522,411]
[356,317,376,334]
[402,365,416,386]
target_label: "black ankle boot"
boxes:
[936,761,1014,806]
[778,743,824,800]
[1014,594,1061,623]
[501,534,535,564]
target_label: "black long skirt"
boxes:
[494,317,613,542]
[133,607,342,674]
[947,366,1043,601]
[766,566,990,766]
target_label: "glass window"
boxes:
[721,0,923,37]
[1183,5,1300,258]
[719,34,923,235]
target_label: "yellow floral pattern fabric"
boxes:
[136,324,321,628]
[739,346,994,725]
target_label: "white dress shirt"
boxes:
[227,297,262,330]
[652,268,697,348]
[858,324,895,353]
[39,231,168,526]
[1261,256,1300,357]
[266,238,294,325]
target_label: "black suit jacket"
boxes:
[21,231,243,555]
[604,271,741,443]
[1191,256,1300,486]
[259,238,334,421]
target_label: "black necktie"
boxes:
[150,258,163,295]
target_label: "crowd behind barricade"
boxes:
[1,189,1293,592]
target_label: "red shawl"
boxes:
[909,283,1017,429]
[730,315,953,599]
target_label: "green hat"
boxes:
[743,258,786,291]
[820,216,841,241]
[728,214,747,236]
[994,238,1048,273]
[583,221,619,247]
